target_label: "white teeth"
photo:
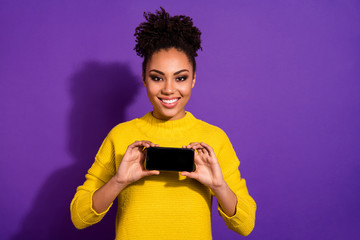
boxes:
[161,98,179,104]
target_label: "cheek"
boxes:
[179,83,193,96]
[145,82,158,96]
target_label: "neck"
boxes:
[135,111,198,140]
[151,110,186,121]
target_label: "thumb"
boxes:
[143,170,160,177]
[180,171,196,179]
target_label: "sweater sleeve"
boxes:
[215,130,257,236]
[70,133,117,229]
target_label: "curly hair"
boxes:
[134,7,202,76]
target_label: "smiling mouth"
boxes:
[158,97,180,104]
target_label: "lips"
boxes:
[161,98,179,104]
[158,97,180,108]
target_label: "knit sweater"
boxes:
[70,111,256,239]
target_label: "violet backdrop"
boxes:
[1,0,359,239]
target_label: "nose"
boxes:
[161,79,175,95]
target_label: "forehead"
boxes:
[146,48,193,73]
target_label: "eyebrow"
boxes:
[149,69,189,75]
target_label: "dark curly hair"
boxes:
[134,7,202,78]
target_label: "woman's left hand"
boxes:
[180,142,225,191]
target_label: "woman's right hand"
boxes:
[114,140,160,186]
[92,141,159,214]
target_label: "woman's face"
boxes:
[143,48,196,121]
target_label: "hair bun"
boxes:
[134,7,202,58]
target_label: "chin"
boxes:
[155,108,183,120]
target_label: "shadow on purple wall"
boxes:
[12,62,140,239]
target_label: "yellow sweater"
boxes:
[70,111,256,239]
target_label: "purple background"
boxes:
[1,0,359,239]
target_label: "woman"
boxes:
[71,7,256,239]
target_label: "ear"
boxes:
[191,72,196,88]
[142,73,146,87]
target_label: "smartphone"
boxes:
[145,147,195,172]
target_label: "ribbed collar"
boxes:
[135,111,198,139]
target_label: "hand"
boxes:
[114,140,160,186]
[180,142,225,191]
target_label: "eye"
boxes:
[150,75,162,81]
[176,76,188,82]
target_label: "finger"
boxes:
[142,170,160,177]
[127,142,144,152]
[134,140,157,150]
[149,170,160,175]
[191,144,205,151]
[148,141,159,147]
[199,142,215,157]
[180,171,190,177]
[186,142,200,149]
[197,148,204,154]
[129,140,142,147]
[199,147,210,156]
[194,150,207,165]
[180,171,197,179]
[199,142,214,151]
[141,140,154,148]
[130,140,150,149]
[198,146,209,155]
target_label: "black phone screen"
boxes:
[145,147,195,172]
